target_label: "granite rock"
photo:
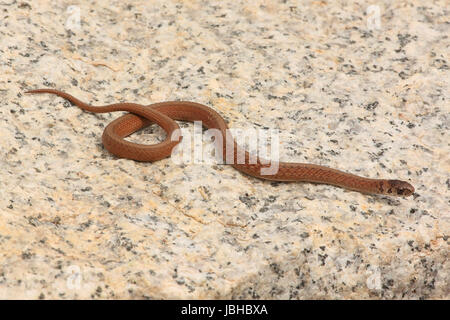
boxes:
[0,0,448,299]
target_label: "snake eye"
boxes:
[388,180,414,197]
[399,187,413,197]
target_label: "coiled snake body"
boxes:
[26,89,414,197]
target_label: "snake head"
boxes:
[383,179,415,197]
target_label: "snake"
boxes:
[25,89,414,197]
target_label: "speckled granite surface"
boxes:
[0,0,448,299]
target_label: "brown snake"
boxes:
[26,89,414,197]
